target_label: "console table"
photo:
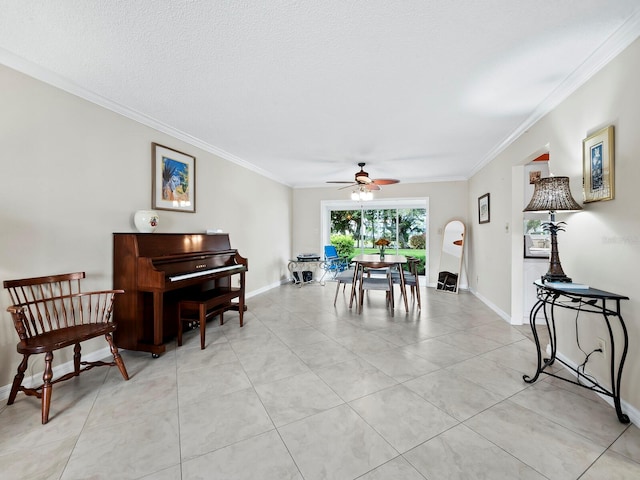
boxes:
[523,280,629,423]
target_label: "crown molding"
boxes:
[469,11,640,179]
[0,48,291,187]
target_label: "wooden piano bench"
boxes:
[177,289,244,350]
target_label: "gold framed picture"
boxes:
[152,143,196,212]
[583,126,614,203]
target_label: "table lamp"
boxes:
[523,176,582,283]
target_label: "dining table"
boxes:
[350,253,409,313]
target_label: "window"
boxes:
[321,199,428,275]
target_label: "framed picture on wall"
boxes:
[152,143,196,212]
[478,193,490,224]
[583,125,614,203]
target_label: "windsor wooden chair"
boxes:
[3,272,129,424]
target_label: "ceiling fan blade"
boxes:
[372,178,400,185]
[338,183,358,190]
[327,181,356,184]
[364,184,381,191]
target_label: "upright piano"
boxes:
[113,233,248,356]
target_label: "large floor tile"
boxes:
[405,424,546,480]
[435,331,504,355]
[350,385,458,453]
[315,357,398,402]
[610,424,640,463]
[465,401,605,480]
[179,387,274,460]
[359,348,440,382]
[61,411,180,480]
[371,321,456,346]
[176,340,238,372]
[467,320,527,344]
[332,331,398,354]
[271,325,330,347]
[401,337,476,367]
[446,356,529,397]
[1,435,76,480]
[510,380,628,447]
[0,371,102,453]
[579,450,640,479]
[357,456,425,480]
[182,430,302,480]
[479,338,541,375]
[139,464,182,480]
[177,360,252,404]
[110,347,177,383]
[239,348,311,385]
[255,371,343,426]
[228,331,289,357]
[279,404,397,480]
[290,339,358,369]
[86,372,178,428]
[405,368,504,421]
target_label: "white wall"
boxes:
[292,181,468,285]
[0,65,293,388]
[469,37,640,416]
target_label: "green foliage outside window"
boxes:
[330,234,355,259]
[409,233,426,249]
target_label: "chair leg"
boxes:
[334,281,341,306]
[8,354,29,405]
[41,351,53,424]
[105,333,129,381]
[73,343,81,376]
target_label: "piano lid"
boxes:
[116,233,233,258]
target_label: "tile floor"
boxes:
[1,283,639,479]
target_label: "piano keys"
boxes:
[113,233,248,356]
[169,264,244,282]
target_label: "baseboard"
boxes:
[0,346,112,402]
[469,288,511,323]
[246,280,284,298]
[553,350,639,427]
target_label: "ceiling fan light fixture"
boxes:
[351,185,373,201]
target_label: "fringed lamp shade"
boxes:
[524,177,582,212]
[523,176,582,283]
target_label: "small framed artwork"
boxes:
[152,143,196,212]
[478,193,490,224]
[583,125,614,203]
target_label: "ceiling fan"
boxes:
[327,163,400,191]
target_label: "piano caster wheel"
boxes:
[152,353,160,359]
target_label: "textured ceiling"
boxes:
[1,1,639,188]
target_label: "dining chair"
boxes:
[357,263,394,316]
[333,268,357,307]
[391,257,421,309]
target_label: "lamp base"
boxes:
[542,273,572,283]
